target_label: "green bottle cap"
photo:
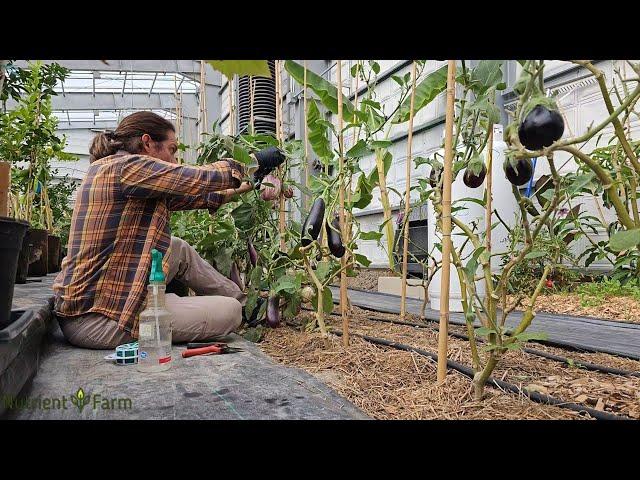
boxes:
[149,249,165,283]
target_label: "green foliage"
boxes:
[0,61,74,227]
[207,60,271,79]
[575,278,640,307]
[502,224,580,294]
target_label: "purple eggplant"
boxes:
[265,295,281,328]
[229,262,243,290]
[301,198,325,246]
[326,216,346,258]
[248,240,258,267]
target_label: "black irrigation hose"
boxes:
[305,307,640,377]
[327,329,631,421]
[333,299,640,361]
[352,313,640,378]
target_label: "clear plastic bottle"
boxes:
[137,249,173,372]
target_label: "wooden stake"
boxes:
[275,60,287,252]
[485,125,494,254]
[0,161,10,217]
[437,60,457,384]
[336,60,349,347]
[400,61,418,320]
[303,61,309,210]
[199,60,207,139]
[345,62,360,274]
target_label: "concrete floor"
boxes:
[5,276,368,420]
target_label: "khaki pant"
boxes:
[57,236,247,349]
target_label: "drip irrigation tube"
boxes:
[327,329,631,421]
[300,306,640,377]
[318,299,640,361]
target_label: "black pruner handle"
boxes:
[187,341,226,350]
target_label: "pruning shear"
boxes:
[182,342,243,358]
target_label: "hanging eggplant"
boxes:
[265,294,281,328]
[326,216,346,258]
[428,166,442,188]
[463,164,487,189]
[301,198,325,246]
[518,105,565,150]
[229,261,243,290]
[504,158,533,186]
[248,240,258,267]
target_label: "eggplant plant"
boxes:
[285,60,450,270]
[426,59,640,400]
[506,60,640,281]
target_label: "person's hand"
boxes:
[220,181,253,204]
[253,146,286,184]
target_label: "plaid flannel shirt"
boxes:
[53,152,244,337]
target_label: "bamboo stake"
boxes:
[199,60,206,140]
[485,125,494,254]
[344,62,360,278]
[0,161,10,217]
[275,60,286,252]
[303,61,309,210]
[400,61,418,320]
[336,60,349,346]
[437,60,457,384]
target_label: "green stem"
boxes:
[559,145,636,229]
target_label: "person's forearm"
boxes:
[121,156,244,199]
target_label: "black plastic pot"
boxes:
[15,229,33,284]
[27,228,48,277]
[47,234,61,273]
[0,217,29,329]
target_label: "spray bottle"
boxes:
[137,249,173,372]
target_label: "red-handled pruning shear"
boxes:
[181,342,243,358]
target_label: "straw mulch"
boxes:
[260,306,640,420]
[507,294,640,324]
[260,315,581,420]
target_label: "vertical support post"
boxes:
[437,60,457,384]
[336,60,349,347]
[400,61,418,319]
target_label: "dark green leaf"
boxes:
[524,250,547,260]
[514,331,548,342]
[316,261,332,282]
[371,140,393,149]
[207,60,271,79]
[306,99,333,161]
[355,253,371,267]
[284,60,355,122]
[360,231,383,241]
[346,139,371,158]
[393,65,448,123]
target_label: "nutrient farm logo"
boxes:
[2,387,132,413]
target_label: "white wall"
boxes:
[344,60,638,272]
